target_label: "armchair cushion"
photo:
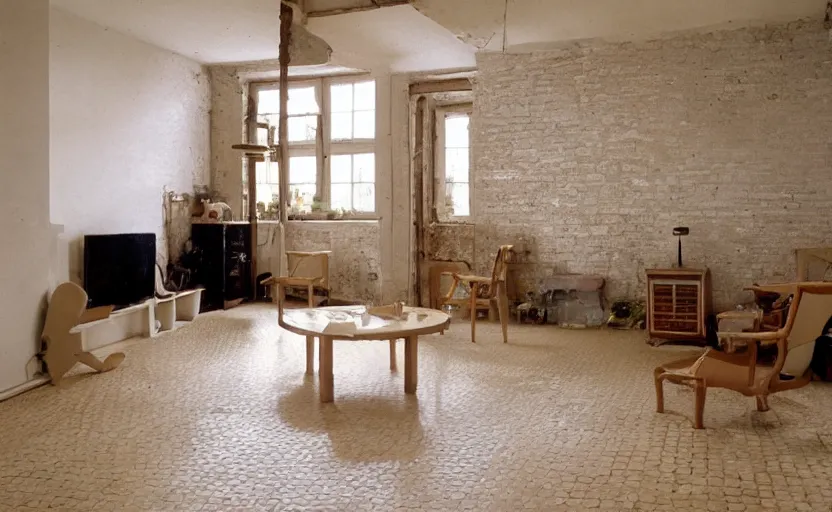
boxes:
[781,341,816,377]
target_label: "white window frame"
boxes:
[248,74,378,219]
[435,104,473,222]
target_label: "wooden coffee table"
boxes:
[279,305,450,402]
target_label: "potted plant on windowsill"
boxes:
[307,196,328,220]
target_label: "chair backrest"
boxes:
[779,283,832,376]
[287,252,330,289]
[489,245,514,295]
[42,282,88,342]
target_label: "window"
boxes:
[248,77,376,219]
[329,80,375,212]
[436,109,471,219]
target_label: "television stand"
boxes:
[154,289,204,331]
[76,289,204,351]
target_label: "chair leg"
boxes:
[497,282,509,343]
[389,339,397,371]
[694,380,707,429]
[654,368,665,413]
[756,395,770,412]
[469,283,477,343]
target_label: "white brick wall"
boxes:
[473,20,832,309]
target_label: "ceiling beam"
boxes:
[306,0,411,18]
[409,78,472,95]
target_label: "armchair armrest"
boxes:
[455,275,492,284]
[716,330,783,341]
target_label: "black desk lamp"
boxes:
[673,227,689,267]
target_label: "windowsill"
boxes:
[433,219,474,227]
[256,219,380,225]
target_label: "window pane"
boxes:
[288,156,317,184]
[265,113,279,130]
[331,183,352,211]
[354,183,375,212]
[255,162,279,185]
[445,115,469,148]
[288,86,318,115]
[353,153,375,182]
[255,125,269,146]
[331,112,352,140]
[258,89,280,114]
[445,148,469,183]
[330,83,353,113]
[447,183,469,216]
[288,115,317,142]
[267,162,278,183]
[255,161,267,184]
[353,110,375,139]
[331,155,352,183]
[354,81,375,110]
[256,184,280,209]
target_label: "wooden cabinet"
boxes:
[190,222,252,312]
[646,268,711,343]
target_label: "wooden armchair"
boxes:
[655,282,832,428]
[440,245,513,343]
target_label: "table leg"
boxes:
[389,339,397,371]
[319,336,334,403]
[305,336,315,375]
[469,283,477,343]
[404,335,418,394]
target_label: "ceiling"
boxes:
[50,0,827,70]
[414,0,828,52]
[49,0,475,71]
[307,6,475,72]
[50,0,285,63]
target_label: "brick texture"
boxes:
[472,20,832,310]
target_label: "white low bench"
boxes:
[154,289,204,332]
[77,289,204,351]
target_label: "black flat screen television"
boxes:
[83,233,156,309]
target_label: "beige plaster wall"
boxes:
[49,8,211,282]
[0,0,53,392]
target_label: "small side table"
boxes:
[716,310,762,353]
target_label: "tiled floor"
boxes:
[1,304,832,511]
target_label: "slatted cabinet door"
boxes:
[646,268,711,343]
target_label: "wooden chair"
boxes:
[655,282,832,428]
[440,245,513,343]
[283,251,331,307]
[41,282,125,385]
